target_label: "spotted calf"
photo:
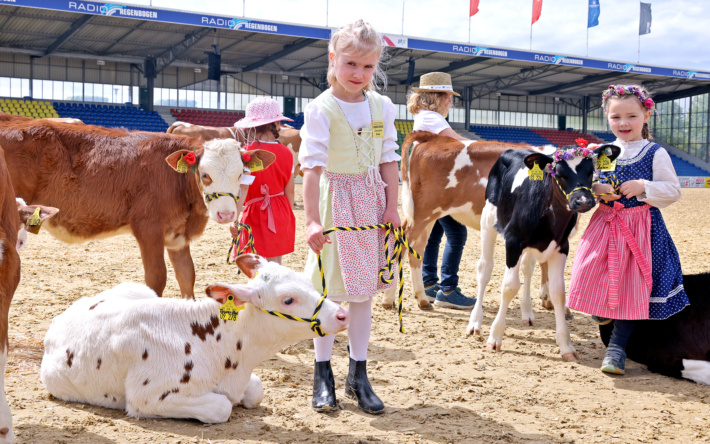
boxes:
[40,254,350,423]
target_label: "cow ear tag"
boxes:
[597,153,613,171]
[26,207,42,234]
[219,294,245,322]
[176,154,189,174]
[246,157,264,172]
[372,120,384,138]
[528,163,544,181]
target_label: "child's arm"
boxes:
[303,167,330,254]
[380,161,401,228]
[628,148,682,208]
[284,175,295,208]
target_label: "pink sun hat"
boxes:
[234,96,293,129]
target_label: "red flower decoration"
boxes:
[643,97,654,109]
[184,152,196,165]
[575,138,588,148]
[242,153,251,163]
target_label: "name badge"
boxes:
[372,120,384,138]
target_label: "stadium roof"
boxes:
[2,1,710,105]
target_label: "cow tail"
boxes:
[400,134,414,185]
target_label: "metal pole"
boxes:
[243,0,245,16]
[401,0,405,35]
[326,0,329,27]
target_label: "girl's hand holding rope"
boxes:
[306,221,331,255]
[593,183,621,202]
[618,179,646,199]
[382,207,401,230]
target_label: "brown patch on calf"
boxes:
[180,373,191,384]
[96,358,101,369]
[143,379,149,386]
[232,360,238,370]
[159,391,170,401]
[89,300,104,310]
[142,349,148,360]
[0,428,8,437]
[66,349,74,368]
[190,316,220,341]
[216,333,221,342]
[185,361,194,372]
[225,358,232,369]
[185,343,191,354]
[236,340,242,351]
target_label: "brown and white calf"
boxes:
[168,122,303,177]
[0,114,275,298]
[465,144,621,362]
[382,132,548,316]
[40,254,349,423]
[0,147,58,443]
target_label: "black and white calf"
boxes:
[466,144,621,362]
[600,272,710,384]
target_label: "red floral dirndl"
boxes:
[568,202,653,320]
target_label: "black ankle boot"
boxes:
[344,357,385,414]
[312,360,336,412]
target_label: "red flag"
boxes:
[470,0,479,17]
[532,0,543,24]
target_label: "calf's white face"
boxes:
[198,139,246,224]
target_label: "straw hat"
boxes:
[412,72,460,96]
[234,97,293,129]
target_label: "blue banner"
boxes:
[588,0,600,28]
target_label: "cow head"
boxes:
[166,139,276,224]
[205,254,349,338]
[524,144,621,212]
[15,198,59,251]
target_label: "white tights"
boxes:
[314,297,372,362]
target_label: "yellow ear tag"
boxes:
[26,207,42,234]
[528,163,544,181]
[597,153,613,171]
[246,156,264,172]
[176,154,189,173]
[219,294,245,322]
[372,120,384,138]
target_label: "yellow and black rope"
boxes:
[227,223,257,270]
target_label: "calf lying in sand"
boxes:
[41,254,350,423]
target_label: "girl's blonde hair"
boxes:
[327,19,386,91]
[602,84,654,140]
[406,90,451,118]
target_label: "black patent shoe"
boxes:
[344,357,385,415]
[312,360,337,412]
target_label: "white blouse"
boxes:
[413,109,450,134]
[298,93,401,170]
[614,139,681,209]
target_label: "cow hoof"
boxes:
[561,352,579,362]
[486,342,501,352]
[565,312,574,321]
[541,299,553,310]
[524,318,535,327]
[381,301,395,310]
[418,300,434,310]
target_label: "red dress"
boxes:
[237,140,295,257]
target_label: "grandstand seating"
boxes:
[0,98,59,118]
[669,153,710,176]
[531,128,605,146]
[283,113,304,130]
[593,131,616,142]
[395,120,413,148]
[470,125,551,146]
[54,102,169,132]
[171,108,245,127]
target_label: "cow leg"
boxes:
[487,254,522,352]
[0,349,15,444]
[466,202,497,336]
[128,390,233,423]
[134,229,167,297]
[520,252,536,327]
[539,262,552,309]
[240,373,265,408]
[167,245,196,299]
[547,252,578,362]
[681,360,710,385]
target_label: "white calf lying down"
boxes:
[41,254,349,423]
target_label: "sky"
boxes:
[128,0,710,72]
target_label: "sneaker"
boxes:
[434,288,477,310]
[424,283,440,303]
[591,315,613,325]
[601,344,626,375]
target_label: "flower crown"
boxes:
[546,138,598,177]
[602,85,654,110]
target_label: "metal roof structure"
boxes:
[2,1,710,106]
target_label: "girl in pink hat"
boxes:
[229,96,296,264]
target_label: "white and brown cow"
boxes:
[466,144,621,362]
[168,122,303,177]
[40,254,350,423]
[382,132,548,313]
[0,114,275,299]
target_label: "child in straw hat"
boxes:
[406,72,476,310]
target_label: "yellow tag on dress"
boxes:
[176,154,189,173]
[246,156,264,172]
[598,153,615,171]
[26,207,42,234]
[372,120,384,138]
[219,295,245,322]
[528,163,544,181]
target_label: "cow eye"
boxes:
[201,173,213,185]
[283,297,294,305]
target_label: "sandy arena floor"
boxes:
[6,186,710,443]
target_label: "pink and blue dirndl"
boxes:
[568,142,689,320]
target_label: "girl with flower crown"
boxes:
[567,84,688,375]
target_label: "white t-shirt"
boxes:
[413,109,450,134]
[299,93,401,170]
